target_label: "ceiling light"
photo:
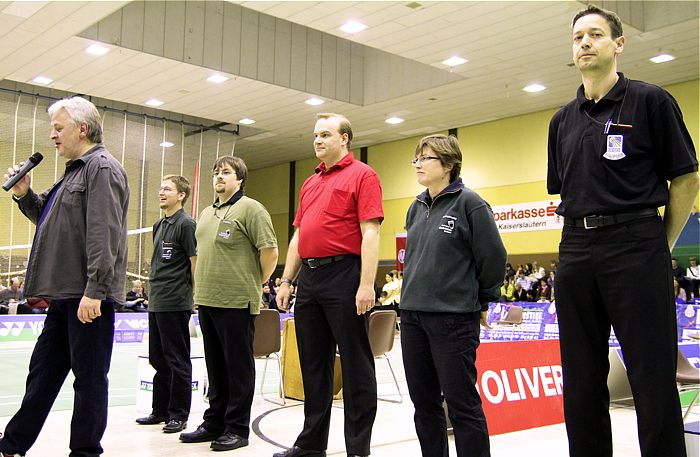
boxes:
[239,118,256,125]
[305,98,324,106]
[207,73,229,83]
[340,21,367,34]
[385,117,404,125]
[523,84,546,93]
[32,76,52,85]
[159,141,174,148]
[145,99,164,107]
[442,56,467,67]
[649,53,674,64]
[86,44,109,56]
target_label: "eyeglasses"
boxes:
[410,156,440,166]
[212,170,235,178]
[159,186,175,193]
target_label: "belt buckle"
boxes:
[583,215,600,230]
[307,258,320,269]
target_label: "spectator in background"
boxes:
[674,279,687,304]
[549,260,558,273]
[537,278,552,302]
[124,279,148,312]
[262,283,277,311]
[378,271,400,310]
[686,256,699,299]
[1,277,24,302]
[500,276,514,302]
[505,263,516,279]
[515,269,534,293]
[671,258,688,298]
[533,261,546,280]
[512,283,528,302]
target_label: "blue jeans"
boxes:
[0,298,114,457]
[401,310,490,457]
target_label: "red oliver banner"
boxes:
[476,339,564,435]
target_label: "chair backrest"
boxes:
[503,305,523,324]
[253,309,281,357]
[368,310,397,358]
[676,348,700,384]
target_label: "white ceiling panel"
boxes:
[0,0,697,169]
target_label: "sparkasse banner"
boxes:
[491,200,563,233]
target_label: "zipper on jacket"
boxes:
[417,188,460,219]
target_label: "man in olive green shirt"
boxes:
[179,156,277,452]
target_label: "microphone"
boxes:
[3,152,44,192]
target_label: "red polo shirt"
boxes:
[294,152,383,258]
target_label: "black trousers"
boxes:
[401,310,490,457]
[556,216,686,457]
[197,305,255,438]
[294,256,377,455]
[148,310,192,421]
[0,298,114,457]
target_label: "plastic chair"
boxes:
[494,305,523,340]
[368,310,402,403]
[677,349,700,421]
[253,309,285,405]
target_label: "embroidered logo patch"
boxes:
[439,215,456,234]
[603,135,625,160]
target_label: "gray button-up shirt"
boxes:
[15,144,129,303]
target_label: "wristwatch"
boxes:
[280,278,292,285]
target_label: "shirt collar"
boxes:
[416,178,464,205]
[65,144,102,170]
[214,189,244,208]
[576,72,627,108]
[162,208,185,225]
[315,152,354,174]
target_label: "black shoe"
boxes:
[162,419,187,433]
[273,446,326,457]
[348,455,368,457]
[210,433,248,451]
[135,414,168,425]
[179,425,221,443]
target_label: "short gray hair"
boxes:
[48,96,103,144]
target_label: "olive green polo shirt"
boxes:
[194,194,277,314]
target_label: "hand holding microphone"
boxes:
[3,152,43,195]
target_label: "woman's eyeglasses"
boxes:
[410,156,440,166]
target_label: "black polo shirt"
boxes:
[547,73,697,217]
[148,208,197,312]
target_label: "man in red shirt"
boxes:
[276,113,383,457]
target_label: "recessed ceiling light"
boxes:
[159,141,174,148]
[385,117,404,125]
[340,21,367,34]
[649,53,674,64]
[32,76,53,85]
[305,98,324,106]
[442,56,467,67]
[523,84,546,93]
[86,44,109,56]
[206,73,229,83]
[145,99,164,107]
[239,118,256,125]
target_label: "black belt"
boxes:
[564,208,658,229]
[301,255,350,269]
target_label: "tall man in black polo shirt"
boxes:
[136,175,197,434]
[548,5,699,457]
